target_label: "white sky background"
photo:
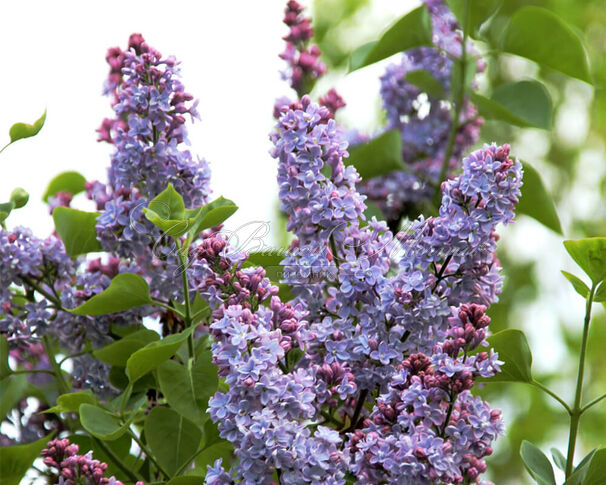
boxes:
[0,0,411,240]
[1,2,604,483]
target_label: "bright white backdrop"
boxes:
[0,1,293,236]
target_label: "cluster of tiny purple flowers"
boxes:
[0,1,528,481]
[279,0,326,97]
[41,438,135,485]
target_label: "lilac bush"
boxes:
[0,1,603,485]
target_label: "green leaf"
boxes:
[244,250,285,281]
[126,326,195,383]
[157,352,218,426]
[286,347,304,371]
[94,329,160,366]
[491,81,553,130]
[485,329,533,382]
[594,281,606,303]
[45,390,98,414]
[145,406,202,477]
[561,271,590,299]
[0,201,14,224]
[472,93,535,129]
[0,375,28,420]
[348,5,432,71]
[0,335,11,378]
[79,403,130,440]
[0,434,51,485]
[501,6,591,83]
[8,110,46,144]
[43,171,87,202]
[143,183,189,237]
[520,441,556,485]
[404,69,445,99]
[563,238,606,285]
[551,447,566,472]
[185,196,239,242]
[517,162,563,235]
[578,448,606,485]
[166,478,205,485]
[347,130,404,180]
[446,0,502,37]
[195,441,234,479]
[52,207,102,256]
[70,273,152,316]
[563,449,597,485]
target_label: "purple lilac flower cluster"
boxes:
[41,439,134,485]
[191,230,279,319]
[0,227,73,346]
[349,304,503,484]
[360,0,483,226]
[279,0,326,97]
[274,1,346,122]
[380,143,522,355]
[94,33,211,262]
[263,97,522,483]
[207,304,350,485]
[189,229,357,484]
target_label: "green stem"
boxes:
[581,392,606,414]
[176,241,195,360]
[21,276,64,310]
[565,282,596,478]
[58,349,92,366]
[151,299,186,319]
[93,437,144,483]
[129,429,171,479]
[531,380,572,415]
[11,368,55,376]
[432,0,470,208]
[42,335,70,395]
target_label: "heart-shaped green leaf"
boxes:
[70,273,152,316]
[501,7,591,83]
[347,130,404,180]
[0,434,52,485]
[186,196,238,242]
[491,81,553,130]
[53,207,103,256]
[157,351,218,426]
[43,171,87,202]
[8,110,46,144]
[126,326,195,383]
[517,162,562,235]
[564,238,606,285]
[561,271,590,299]
[45,390,99,414]
[485,329,533,383]
[94,329,160,366]
[349,5,432,71]
[145,406,202,477]
[520,440,556,485]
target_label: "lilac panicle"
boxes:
[41,438,129,485]
[280,1,326,97]
[349,304,503,484]
[99,33,210,207]
[381,143,523,354]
